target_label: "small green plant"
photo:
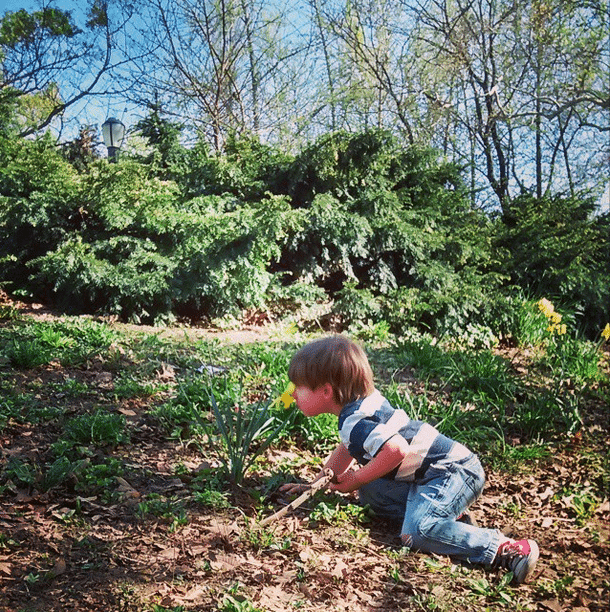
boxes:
[1,318,120,369]
[545,336,602,386]
[62,410,128,448]
[468,573,514,603]
[515,299,556,346]
[389,564,403,583]
[0,533,17,549]
[384,384,433,422]
[3,457,37,488]
[442,349,516,403]
[554,485,600,525]
[242,521,292,552]
[136,494,189,530]
[219,584,264,612]
[74,458,124,499]
[392,334,448,378]
[51,378,90,397]
[193,482,232,510]
[207,376,293,485]
[24,572,42,586]
[152,376,213,437]
[500,500,522,518]
[536,575,575,599]
[287,410,339,452]
[347,319,392,344]
[113,372,159,399]
[489,443,550,472]
[310,500,372,525]
[41,456,74,492]
[0,302,20,320]
[7,338,52,368]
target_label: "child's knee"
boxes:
[358,480,407,522]
[400,514,436,550]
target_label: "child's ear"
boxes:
[321,383,334,399]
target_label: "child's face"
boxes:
[293,383,335,417]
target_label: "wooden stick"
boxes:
[259,469,335,527]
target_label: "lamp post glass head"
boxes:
[102,117,125,161]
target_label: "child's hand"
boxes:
[279,482,309,495]
[329,469,360,493]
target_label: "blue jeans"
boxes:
[358,454,502,566]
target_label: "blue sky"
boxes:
[2,0,608,208]
[1,0,143,149]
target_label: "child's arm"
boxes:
[321,442,355,477]
[330,435,410,494]
[279,443,354,494]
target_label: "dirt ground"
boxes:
[0,298,608,612]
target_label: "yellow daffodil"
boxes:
[277,382,295,409]
[550,312,562,324]
[602,323,610,342]
[538,298,555,318]
[547,323,567,335]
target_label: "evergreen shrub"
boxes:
[495,193,610,338]
[1,124,607,335]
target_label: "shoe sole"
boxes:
[512,539,539,584]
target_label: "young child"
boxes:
[280,334,539,584]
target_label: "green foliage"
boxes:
[278,130,502,334]
[41,456,74,492]
[287,411,340,453]
[385,323,600,453]
[73,458,124,498]
[513,298,553,346]
[5,336,53,368]
[0,8,77,47]
[60,410,128,449]
[113,372,159,400]
[2,457,37,488]
[0,125,606,337]
[468,573,515,604]
[495,193,610,338]
[310,500,372,526]
[136,493,189,530]
[219,588,264,612]
[0,318,118,368]
[193,476,232,510]
[0,132,81,289]
[181,132,293,200]
[544,336,604,386]
[207,376,293,485]
[152,376,212,436]
[331,281,381,327]
[31,236,177,323]
[443,350,517,403]
[134,109,187,176]
[172,193,298,319]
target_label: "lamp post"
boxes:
[101,117,126,162]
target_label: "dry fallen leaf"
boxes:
[180,585,207,601]
[0,562,12,576]
[539,600,562,612]
[156,547,179,560]
[48,557,67,578]
[331,559,349,579]
[209,553,243,572]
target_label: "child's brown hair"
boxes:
[288,335,375,406]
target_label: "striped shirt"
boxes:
[338,390,471,481]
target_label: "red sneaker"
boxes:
[493,539,539,584]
